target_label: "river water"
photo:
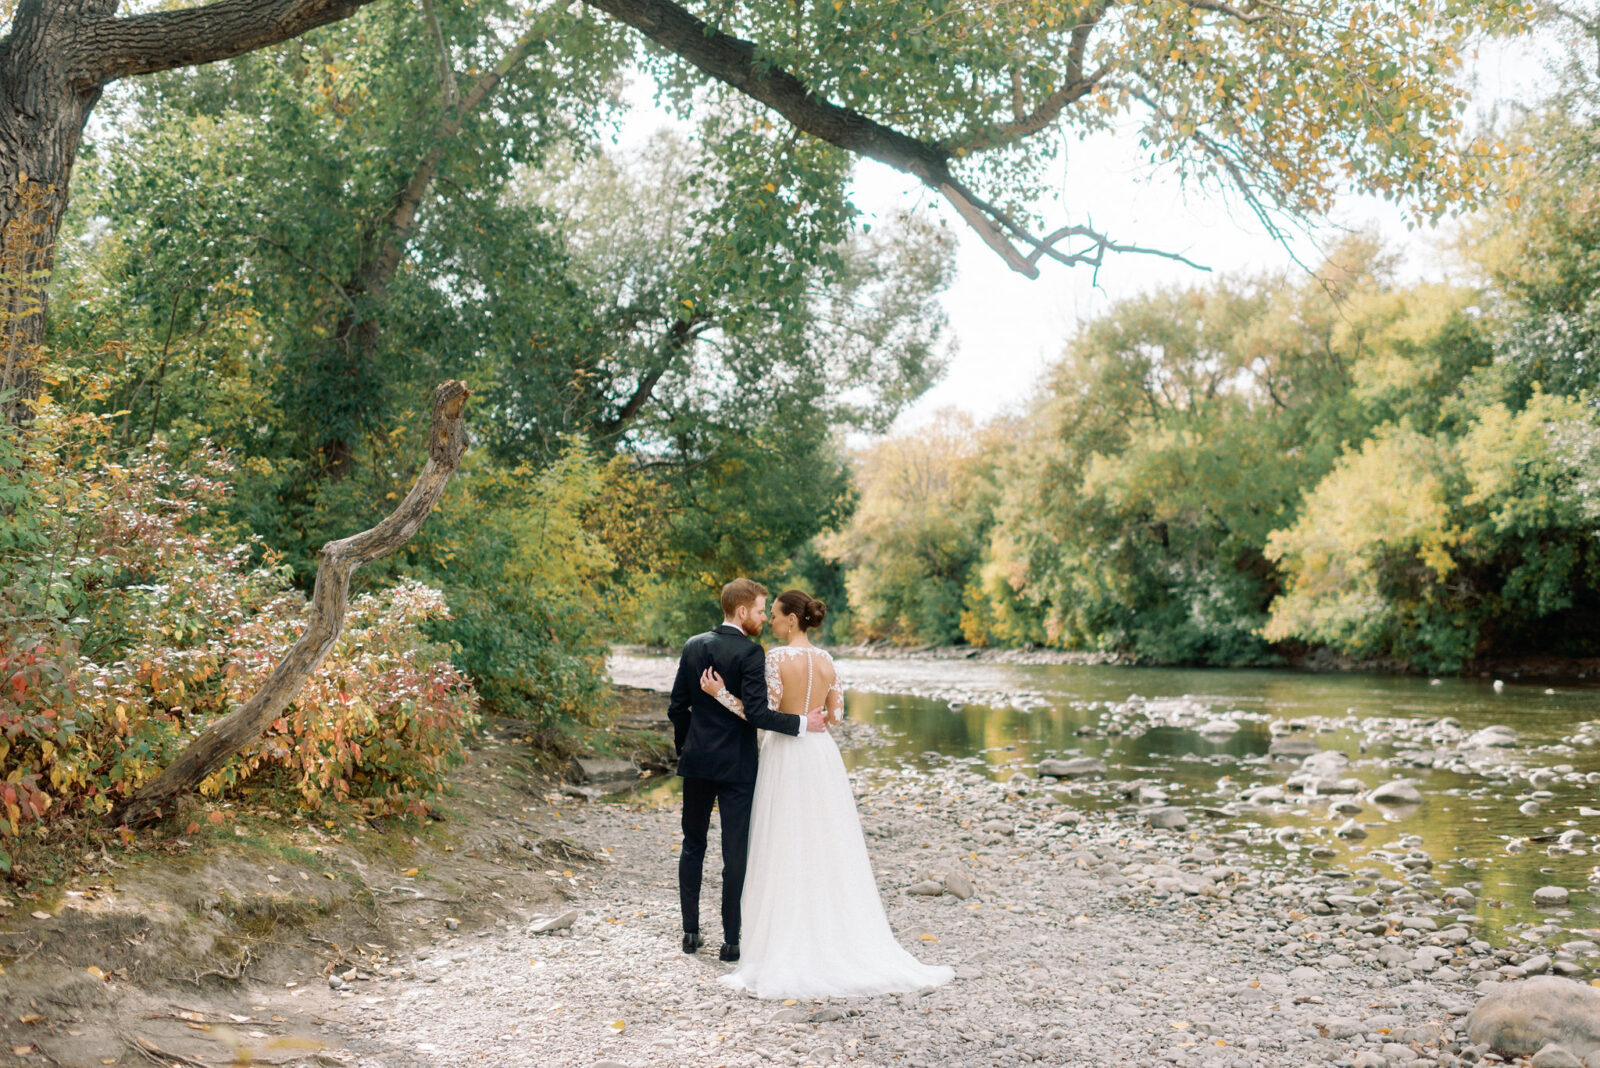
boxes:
[608,651,1600,954]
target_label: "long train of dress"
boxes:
[720,715,955,999]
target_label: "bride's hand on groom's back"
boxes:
[699,667,725,696]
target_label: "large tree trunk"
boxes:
[0,0,105,423]
[107,380,470,827]
[311,27,545,478]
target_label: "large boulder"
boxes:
[568,756,640,785]
[1037,757,1107,780]
[1268,735,1322,758]
[1368,779,1424,805]
[1144,806,1189,830]
[1465,977,1600,1059]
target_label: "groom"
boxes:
[668,577,825,962]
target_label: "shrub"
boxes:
[0,403,476,868]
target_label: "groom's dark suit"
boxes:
[669,623,802,944]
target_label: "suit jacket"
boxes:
[668,624,802,782]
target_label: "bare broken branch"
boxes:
[107,381,471,827]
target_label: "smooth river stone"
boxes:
[1268,735,1322,758]
[1144,806,1188,830]
[1037,757,1107,780]
[1368,780,1424,805]
[1466,976,1600,1059]
[1533,886,1570,907]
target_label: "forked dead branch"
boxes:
[107,380,471,827]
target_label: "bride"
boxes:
[699,588,955,1000]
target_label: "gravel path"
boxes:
[309,725,1498,1068]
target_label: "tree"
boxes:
[110,378,470,826]
[4,0,1520,422]
[823,411,1000,645]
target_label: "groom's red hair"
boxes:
[720,577,768,617]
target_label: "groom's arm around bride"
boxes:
[667,583,810,783]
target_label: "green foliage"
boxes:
[631,413,856,645]
[406,445,670,727]
[0,404,476,852]
[823,413,999,646]
[50,7,952,725]
[1470,106,1600,400]
[837,223,1600,671]
[1265,394,1600,670]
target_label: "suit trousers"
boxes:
[679,776,755,943]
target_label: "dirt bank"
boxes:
[0,696,671,1067]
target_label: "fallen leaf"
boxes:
[920,933,938,942]
[782,999,798,1007]
[17,1013,41,1024]
[609,1020,625,1033]
[1169,1021,1190,1030]
[12,1046,34,1056]
[85,966,106,981]
[403,868,419,878]
[30,911,49,920]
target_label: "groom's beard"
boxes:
[741,620,763,638]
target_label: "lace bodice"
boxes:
[709,644,844,726]
[765,645,844,711]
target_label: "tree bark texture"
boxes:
[107,380,470,827]
[0,0,385,423]
[0,0,1120,425]
[315,29,545,478]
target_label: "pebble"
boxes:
[1036,756,1107,779]
[1368,780,1425,805]
[1530,1045,1585,1068]
[530,909,579,934]
[311,677,1600,1068]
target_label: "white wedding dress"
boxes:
[716,645,954,1000]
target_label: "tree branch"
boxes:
[106,380,471,828]
[583,0,1204,278]
[419,0,461,111]
[70,0,386,87]
[363,28,545,294]
[949,2,1114,153]
[580,0,952,185]
[598,317,706,437]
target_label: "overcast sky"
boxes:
[835,35,1556,433]
[616,32,1554,436]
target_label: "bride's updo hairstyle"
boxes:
[776,589,827,632]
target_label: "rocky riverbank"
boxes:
[10,681,1598,1067]
[300,712,1596,1068]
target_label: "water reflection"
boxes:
[608,653,1600,954]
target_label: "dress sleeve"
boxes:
[765,651,783,706]
[713,688,747,720]
[825,651,843,702]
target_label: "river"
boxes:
[609,650,1600,959]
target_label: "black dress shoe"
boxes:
[718,942,740,962]
[682,932,705,954]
